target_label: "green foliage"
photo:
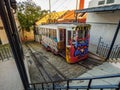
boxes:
[17,1,48,32]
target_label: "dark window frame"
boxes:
[98,0,105,5]
[107,0,114,4]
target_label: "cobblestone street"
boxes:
[24,42,102,83]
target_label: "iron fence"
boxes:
[96,37,120,60]
[29,74,120,90]
[0,45,12,61]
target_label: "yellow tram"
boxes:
[35,24,91,63]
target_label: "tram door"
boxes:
[59,29,66,56]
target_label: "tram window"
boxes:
[49,29,52,38]
[45,28,47,36]
[51,29,54,38]
[41,28,43,34]
[46,29,48,36]
[60,29,65,41]
[78,30,83,39]
[53,29,56,38]
[72,31,76,45]
[68,31,71,45]
[42,28,44,35]
[85,30,88,37]
[43,28,45,35]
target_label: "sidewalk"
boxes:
[69,62,120,88]
[0,59,24,90]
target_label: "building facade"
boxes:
[86,0,120,45]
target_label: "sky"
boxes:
[16,0,91,11]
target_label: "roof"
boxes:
[58,10,87,23]
[35,11,67,25]
[58,10,75,21]
[75,4,120,13]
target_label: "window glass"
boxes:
[46,28,49,37]
[53,29,57,42]
[85,30,88,37]
[49,29,53,38]
[43,28,45,35]
[78,30,83,39]
[60,29,65,41]
[53,29,56,38]
[68,31,71,45]
[72,31,76,45]
[98,0,105,5]
[107,0,114,4]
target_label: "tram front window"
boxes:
[78,30,83,39]
[72,31,76,45]
[77,30,85,43]
[68,31,71,45]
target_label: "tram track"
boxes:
[77,58,103,70]
[24,42,102,82]
[25,43,67,83]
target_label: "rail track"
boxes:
[77,58,103,70]
[24,42,104,89]
[25,43,67,83]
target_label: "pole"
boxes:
[106,20,120,61]
[0,0,30,90]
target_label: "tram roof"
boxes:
[38,23,91,30]
[38,24,76,29]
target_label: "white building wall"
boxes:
[89,0,120,8]
[87,0,120,45]
[89,23,119,45]
[87,11,120,23]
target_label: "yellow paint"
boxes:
[35,11,67,25]
[66,46,71,63]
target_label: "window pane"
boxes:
[68,31,71,45]
[107,0,114,4]
[78,30,83,39]
[98,0,105,5]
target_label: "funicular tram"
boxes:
[36,24,91,63]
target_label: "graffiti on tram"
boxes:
[42,36,58,52]
[70,36,89,61]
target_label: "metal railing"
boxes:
[0,45,12,61]
[96,37,120,60]
[29,74,120,90]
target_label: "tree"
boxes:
[17,1,48,39]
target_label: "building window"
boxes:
[98,0,105,5]
[107,0,114,4]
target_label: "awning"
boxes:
[75,4,120,13]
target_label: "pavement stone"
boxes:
[69,62,120,89]
[0,59,24,90]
